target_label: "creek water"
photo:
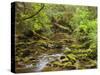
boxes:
[35,53,65,71]
[22,46,70,72]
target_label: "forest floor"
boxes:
[15,31,97,73]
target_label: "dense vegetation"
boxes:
[14,2,97,73]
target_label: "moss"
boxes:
[61,57,69,63]
[70,44,82,49]
[65,65,76,70]
[52,61,63,67]
[63,62,72,68]
[67,54,76,61]
[63,49,71,54]
[23,57,30,63]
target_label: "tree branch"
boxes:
[23,4,45,20]
[33,31,50,40]
[54,23,72,33]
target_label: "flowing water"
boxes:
[35,53,64,71]
[16,46,70,72]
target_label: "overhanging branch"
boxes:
[23,4,45,20]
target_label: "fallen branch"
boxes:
[16,41,37,46]
[33,31,50,40]
[54,23,72,33]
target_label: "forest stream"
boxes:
[14,2,97,73]
[16,36,97,73]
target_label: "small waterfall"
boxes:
[35,53,64,71]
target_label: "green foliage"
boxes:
[15,2,97,72]
[69,6,97,49]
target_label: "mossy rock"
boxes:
[90,43,96,49]
[63,62,73,68]
[23,57,30,63]
[64,65,76,70]
[42,66,54,71]
[59,55,66,60]
[70,44,82,49]
[67,54,76,63]
[61,57,69,63]
[52,61,63,67]
[16,67,34,73]
[63,49,71,54]
[36,40,47,46]
[79,59,97,69]
[16,56,21,62]
[42,66,62,71]
[37,40,47,44]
